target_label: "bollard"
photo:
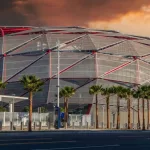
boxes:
[131,123,133,129]
[110,122,112,129]
[34,122,36,130]
[0,120,2,131]
[137,123,141,129]
[93,122,95,129]
[20,122,23,130]
[48,122,51,130]
[39,122,42,131]
[72,122,75,129]
[79,122,82,129]
[27,121,29,131]
[51,123,54,129]
[13,126,16,130]
[10,122,13,131]
[86,122,89,129]
[147,124,150,130]
[137,123,139,129]
[125,123,127,129]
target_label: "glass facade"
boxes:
[0,26,150,110]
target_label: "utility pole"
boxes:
[57,42,60,129]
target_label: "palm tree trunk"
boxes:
[106,96,110,129]
[64,97,67,129]
[96,94,99,129]
[128,97,131,129]
[142,98,145,130]
[137,98,140,129]
[147,99,149,129]
[29,92,33,132]
[116,96,120,129]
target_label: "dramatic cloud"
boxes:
[0,0,150,36]
[12,0,150,26]
[0,0,27,25]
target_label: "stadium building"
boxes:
[0,26,150,116]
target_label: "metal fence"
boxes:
[0,112,144,130]
[0,112,54,127]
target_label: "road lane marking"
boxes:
[0,141,76,146]
[33,144,120,150]
[0,138,52,142]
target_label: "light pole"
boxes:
[53,99,56,124]
[57,46,60,109]
[57,42,60,129]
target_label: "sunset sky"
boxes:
[1,0,150,37]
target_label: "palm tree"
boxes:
[0,79,7,112]
[23,106,29,112]
[0,106,7,112]
[147,98,150,130]
[140,85,149,130]
[89,85,102,129]
[113,86,125,129]
[145,94,150,129]
[60,86,75,129]
[101,87,114,129]
[124,88,133,129]
[20,75,44,132]
[132,88,141,129]
[0,79,6,90]
[145,85,150,129]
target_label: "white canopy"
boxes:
[0,95,28,104]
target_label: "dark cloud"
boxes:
[0,0,27,25]
[0,0,150,26]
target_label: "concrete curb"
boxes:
[0,129,149,136]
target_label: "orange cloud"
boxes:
[89,10,150,36]
[13,0,150,25]
[8,0,150,36]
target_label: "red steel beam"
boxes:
[0,28,4,53]
[0,27,31,36]
[71,60,139,94]
[0,28,6,81]
[20,40,125,97]
[102,60,135,77]
[0,34,43,59]
[46,40,125,81]
[4,34,87,83]
[5,34,42,55]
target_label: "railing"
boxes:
[0,112,144,131]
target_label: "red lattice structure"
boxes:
[0,26,150,111]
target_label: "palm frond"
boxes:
[0,79,6,89]
[20,75,44,93]
[89,85,102,95]
[59,86,75,99]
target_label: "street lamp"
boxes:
[57,41,61,129]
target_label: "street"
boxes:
[0,130,150,149]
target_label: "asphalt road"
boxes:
[0,130,150,150]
